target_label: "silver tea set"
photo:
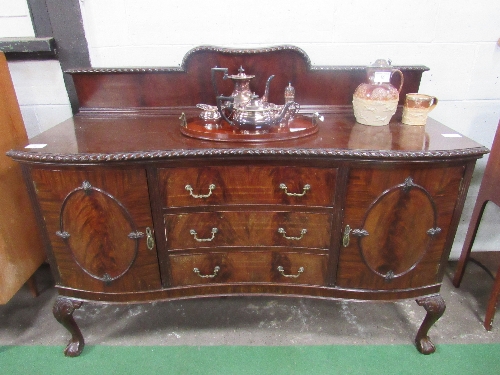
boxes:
[197,66,299,132]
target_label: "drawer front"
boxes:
[169,251,328,286]
[158,166,337,208]
[165,211,332,250]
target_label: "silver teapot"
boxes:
[212,66,274,107]
[216,94,299,131]
[212,66,299,131]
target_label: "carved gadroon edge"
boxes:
[6,147,488,164]
[65,45,429,74]
[65,46,311,74]
[181,45,313,71]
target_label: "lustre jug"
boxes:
[353,59,404,126]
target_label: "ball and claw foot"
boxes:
[416,335,437,355]
[52,296,85,357]
[415,295,446,355]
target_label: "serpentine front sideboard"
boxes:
[7,46,488,356]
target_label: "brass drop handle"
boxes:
[193,266,220,278]
[185,184,216,199]
[145,227,155,250]
[190,228,218,242]
[277,266,304,278]
[278,228,307,241]
[280,183,311,197]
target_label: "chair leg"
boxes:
[484,261,500,331]
[453,198,488,287]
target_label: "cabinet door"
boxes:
[337,165,464,290]
[31,168,161,293]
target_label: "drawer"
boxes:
[164,211,332,250]
[169,251,328,286]
[158,166,337,208]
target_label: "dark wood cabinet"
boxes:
[7,46,488,357]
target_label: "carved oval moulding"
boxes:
[358,179,437,279]
[58,183,138,282]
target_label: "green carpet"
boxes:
[1,344,499,374]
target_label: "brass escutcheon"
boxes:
[145,227,155,250]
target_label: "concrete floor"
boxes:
[1,255,500,348]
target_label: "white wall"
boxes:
[7,60,73,137]
[0,0,72,138]
[0,0,33,37]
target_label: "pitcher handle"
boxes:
[216,95,234,125]
[391,69,405,93]
[211,67,229,97]
[429,96,438,111]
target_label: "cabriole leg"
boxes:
[415,295,446,354]
[52,296,85,357]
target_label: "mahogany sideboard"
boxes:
[7,46,488,356]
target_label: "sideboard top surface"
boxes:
[9,111,488,163]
